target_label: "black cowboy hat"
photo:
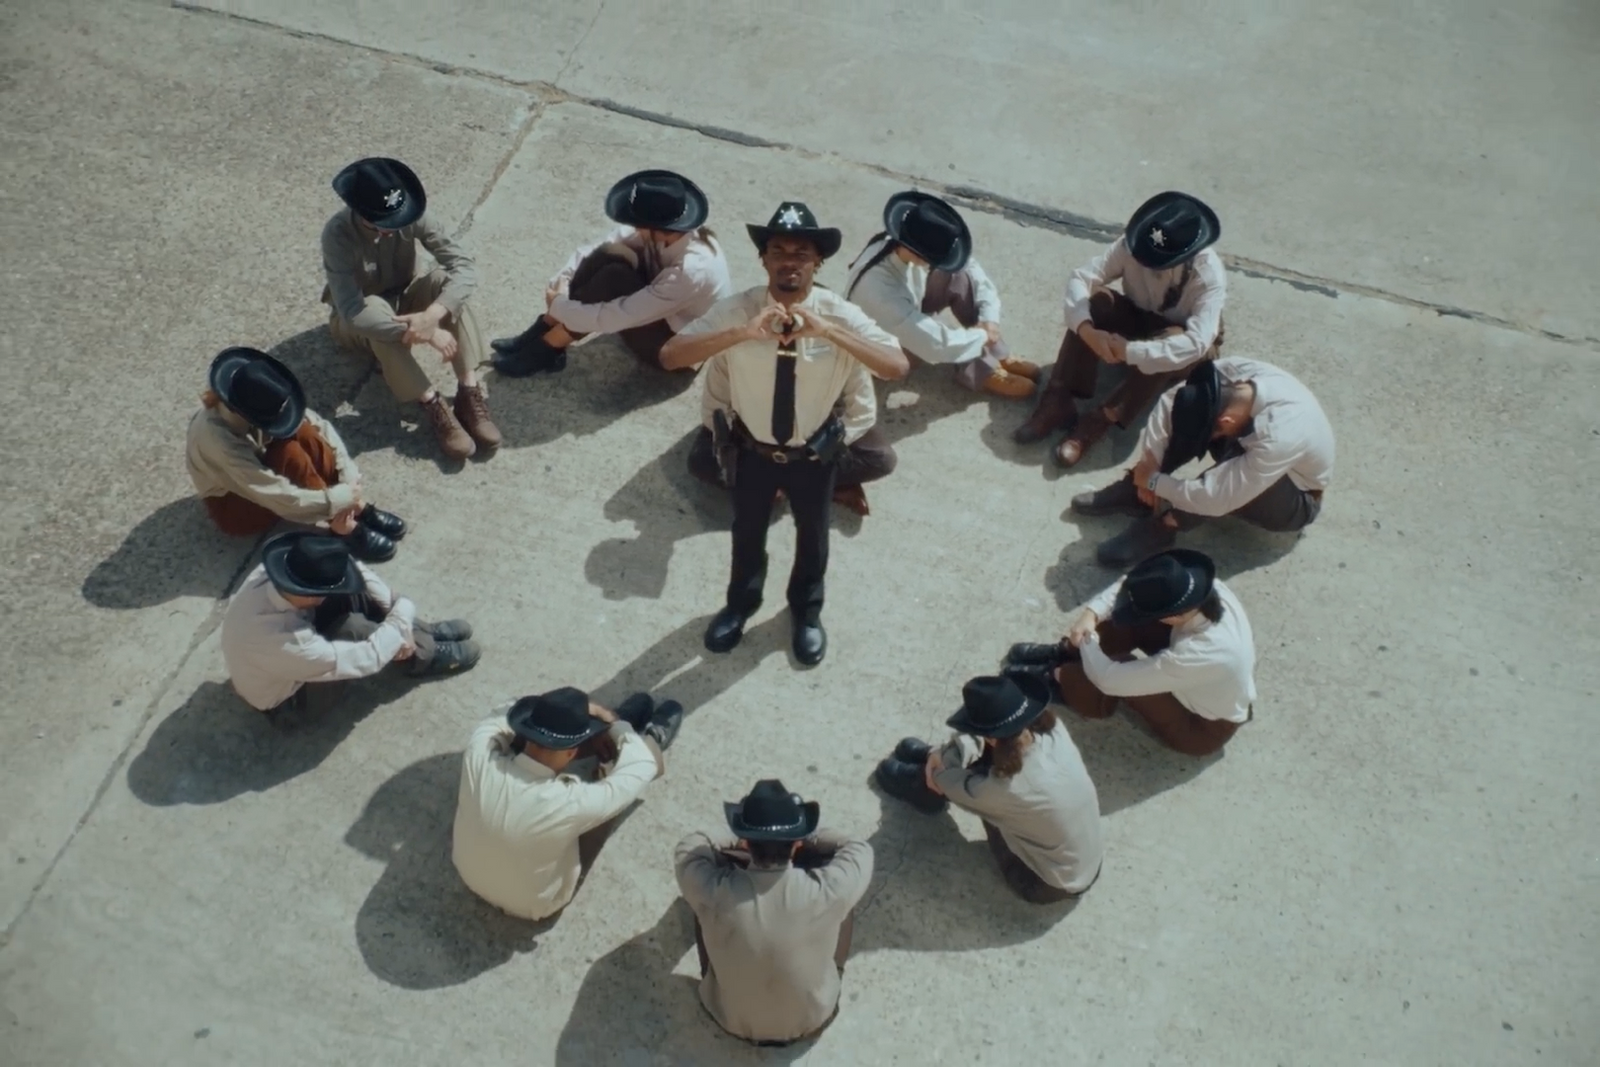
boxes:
[604,169,709,232]
[1160,359,1224,474]
[332,157,426,230]
[945,674,1049,739]
[746,201,842,260]
[506,687,609,752]
[209,346,306,440]
[1125,191,1221,271]
[884,191,971,273]
[1111,549,1216,627]
[261,532,364,599]
[724,778,820,842]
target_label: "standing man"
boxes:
[675,779,872,1047]
[1071,358,1335,567]
[452,687,684,921]
[187,347,405,561]
[322,156,501,462]
[1015,191,1226,468]
[220,532,480,714]
[491,169,732,376]
[845,190,1039,400]
[659,202,909,666]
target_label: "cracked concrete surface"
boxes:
[1,1,1596,1065]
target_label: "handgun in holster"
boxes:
[711,408,739,488]
[803,416,848,465]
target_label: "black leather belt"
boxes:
[741,438,817,464]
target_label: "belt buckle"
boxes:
[770,448,789,464]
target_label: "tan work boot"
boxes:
[981,367,1036,400]
[999,357,1042,382]
[421,393,476,460]
[453,384,502,451]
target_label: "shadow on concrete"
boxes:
[1060,714,1222,816]
[80,497,248,609]
[583,613,793,717]
[851,785,1076,955]
[126,675,410,806]
[554,898,813,1065]
[484,336,697,451]
[876,369,1004,449]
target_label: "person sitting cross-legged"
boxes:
[187,347,405,562]
[220,532,479,714]
[876,674,1104,904]
[675,780,872,1047]
[452,687,684,921]
[1007,548,1256,757]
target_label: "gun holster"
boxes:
[711,409,739,488]
[803,416,848,465]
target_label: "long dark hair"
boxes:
[844,231,897,300]
[984,710,1059,780]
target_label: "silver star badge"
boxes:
[1150,227,1166,247]
[778,206,804,227]
[384,188,404,208]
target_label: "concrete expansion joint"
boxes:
[170,1,1597,350]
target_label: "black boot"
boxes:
[1006,641,1067,667]
[792,616,826,667]
[704,606,750,653]
[489,318,552,355]
[875,757,948,815]
[614,692,655,733]
[491,330,567,378]
[358,504,407,540]
[893,737,932,763]
[342,523,396,563]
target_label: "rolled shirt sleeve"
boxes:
[415,215,478,314]
[1153,433,1306,517]
[1064,240,1126,330]
[1122,256,1226,373]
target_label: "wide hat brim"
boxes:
[333,157,426,230]
[209,347,306,439]
[604,169,709,232]
[260,532,364,598]
[723,798,821,842]
[746,223,842,261]
[506,703,609,752]
[1160,360,1223,473]
[1111,548,1216,627]
[945,672,1050,738]
[884,191,971,273]
[1125,191,1220,270]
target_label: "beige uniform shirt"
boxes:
[1064,238,1226,372]
[1081,577,1257,723]
[185,406,360,523]
[452,714,657,921]
[1140,356,1336,515]
[219,562,413,710]
[321,208,477,344]
[844,237,1000,365]
[548,225,733,334]
[682,286,893,446]
[675,829,873,1044]
[930,722,1104,893]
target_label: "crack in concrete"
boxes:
[551,0,604,88]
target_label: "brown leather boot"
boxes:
[980,367,1036,400]
[1013,376,1078,444]
[1054,408,1112,468]
[999,357,1042,382]
[421,393,475,461]
[832,484,870,516]
[453,384,502,451]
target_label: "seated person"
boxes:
[187,347,404,562]
[452,687,683,921]
[220,532,479,713]
[1072,357,1335,567]
[675,779,872,1047]
[844,190,1038,399]
[1010,548,1255,757]
[876,674,1103,903]
[492,169,732,376]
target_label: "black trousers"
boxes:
[726,447,838,622]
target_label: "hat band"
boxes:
[983,695,1032,730]
[740,813,805,832]
[528,721,596,741]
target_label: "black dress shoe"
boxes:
[357,504,407,540]
[1002,664,1063,704]
[1070,474,1147,517]
[792,618,826,667]
[492,335,567,378]
[614,692,655,733]
[875,757,948,815]
[643,699,685,751]
[1006,641,1066,667]
[343,524,396,563]
[704,606,749,653]
[893,737,932,764]
[489,318,552,355]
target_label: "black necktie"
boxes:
[771,334,798,445]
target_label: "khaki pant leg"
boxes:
[327,295,435,403]
[399,269,480,385]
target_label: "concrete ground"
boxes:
[1,1,1595,1064]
